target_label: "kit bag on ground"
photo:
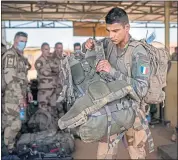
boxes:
[16,130,75,156]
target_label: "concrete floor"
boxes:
[72,124,175,159]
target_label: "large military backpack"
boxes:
[58,43,140,144]
[124,40,170,105]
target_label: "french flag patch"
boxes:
[140,66,149,75]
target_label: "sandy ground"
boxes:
[72,124,175,159]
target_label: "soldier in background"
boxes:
[2,32,33,153]
[54,42,74,116]
[35,42,59,120]
[171,46,178,61]
[53,42,64,98]
[73,42,85,61]
[53,42,66,117]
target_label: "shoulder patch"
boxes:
[6,54,15,68]
[35,60,43,69]
[140,65,149,75]
[137,62,150,77]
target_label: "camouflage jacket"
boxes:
[2,47,31,99]
[35,55,58,89]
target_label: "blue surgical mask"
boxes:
[17,41,26,51]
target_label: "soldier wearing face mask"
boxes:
[73,42,85,62]
[2,32,33,153]
[35,43,59,122]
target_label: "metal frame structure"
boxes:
[1,1,177,48]
[3,20,177,29]
[1,1,177,22]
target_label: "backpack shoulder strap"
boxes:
[106,39,115,60]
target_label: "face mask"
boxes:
[17,41,26,51]
[75,50,81,54]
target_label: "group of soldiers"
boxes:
[1,32,84,155]
[35,41,84,122]
[1,6,177,160]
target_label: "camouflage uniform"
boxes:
[57,54,74,115]
[53,52,65,118]
[53,52,63,98]
[1,44,7,133]
[83,36,150,159]
[2,47,30,150]
[35,55,59,119]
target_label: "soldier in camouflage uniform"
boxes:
[54,42,74,115]
[171,46,178,61]
[2,32,33,153]
[35,43,59,120]
[83,7,151,159]
[53,42,64,98]
[73,42,85,62]
[53,42,65,117]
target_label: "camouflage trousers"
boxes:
[97,114,147,159]
[97,134,118,159]
[2,87,23,150]
[2,102,22,150]
[37,88,58,119]
[125,127,147,159]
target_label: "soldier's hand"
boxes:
[28,92,33,102]
[85,38,95,50]
[19,98,26,107]
[96,60,111,73]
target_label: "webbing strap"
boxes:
[109,132,125,149]
[76,85,85,96]
[104,105,126,159]
[134,107,154,153]
[104,105,112,148]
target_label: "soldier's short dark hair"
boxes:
[74,42,81,48]
[41,42,49,49]
[14,31,28,39]
[105,7,129,25]
[55,42,63,48]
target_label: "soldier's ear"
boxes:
[125,24,130,32]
